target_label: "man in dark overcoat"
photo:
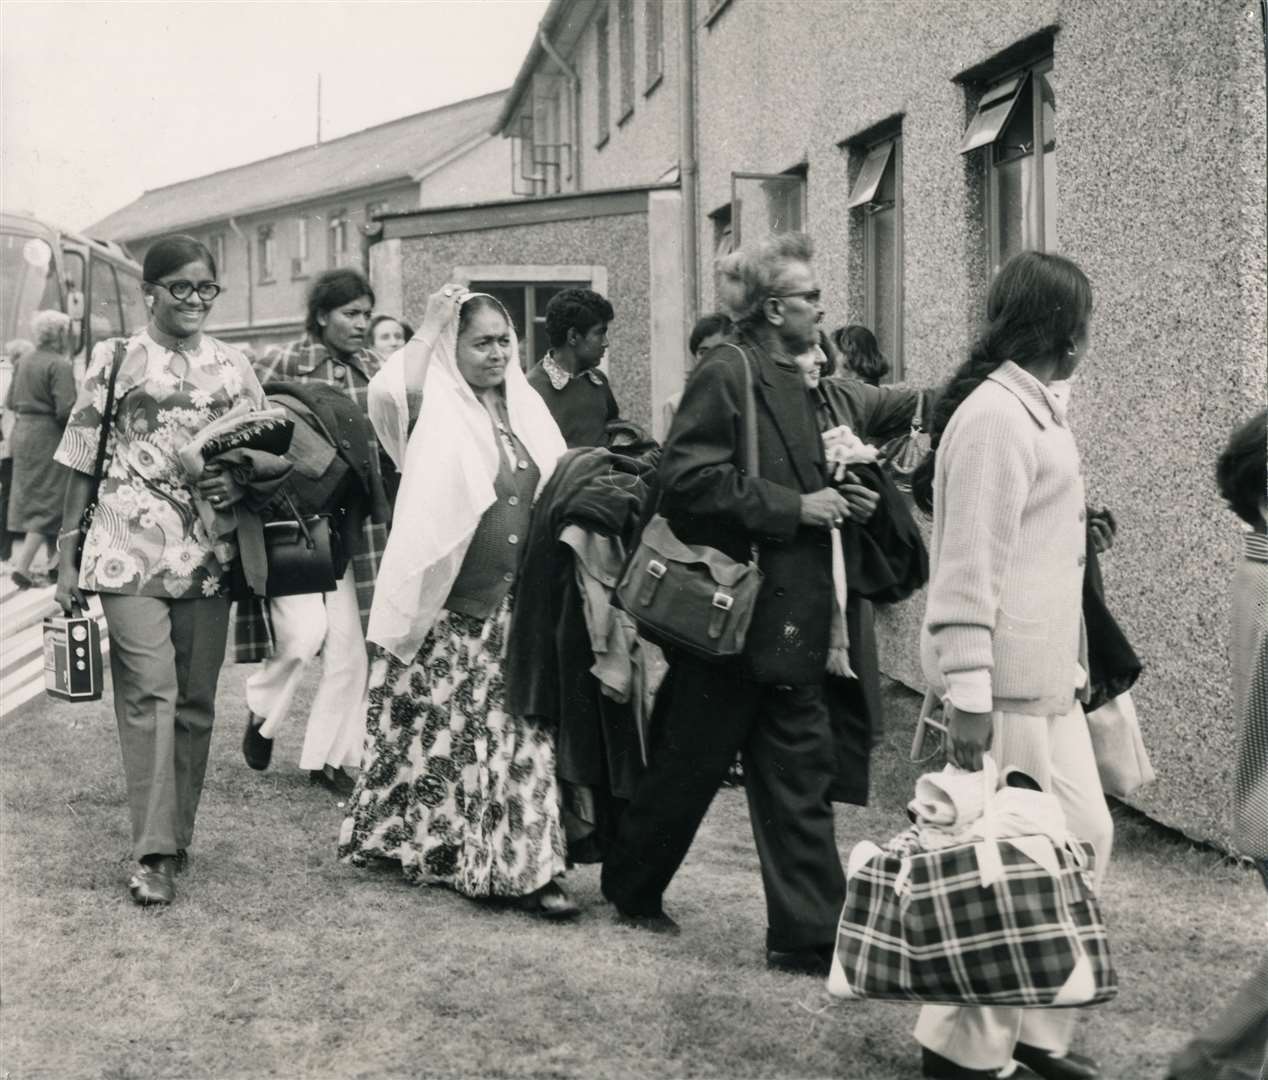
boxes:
[601,233,875,974]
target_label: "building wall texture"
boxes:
[692,0,1267,843]
[418,138,516,209]
[397,210,655,431]
[576,0,682,191]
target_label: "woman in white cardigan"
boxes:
[909,252,1111,1080]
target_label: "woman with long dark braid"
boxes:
[910,251,1112,1080]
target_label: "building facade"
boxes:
[379,0,1267,845]
[88,91,512,355]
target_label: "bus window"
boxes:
[116,267,145,330]
[89,257,125,343]
[1,232,61,345]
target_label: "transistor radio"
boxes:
[43,614,104,702]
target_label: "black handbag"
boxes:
[230,492,342,598]
[878,391,930,493]
[616,344,763,661]
[75,340,127,573]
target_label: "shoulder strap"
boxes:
[85,340,127,510]
[724,342,761,564]
[722,342,759,480]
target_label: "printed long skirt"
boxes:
[338,597,566,898]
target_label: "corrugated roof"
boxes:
[89,90,508,242]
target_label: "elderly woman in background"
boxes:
[340,285,575,918]
[7,312,76,588]
[0,337,35,563]
[241,268,388,796]
[368,313,412,357]
[53,234,265,906]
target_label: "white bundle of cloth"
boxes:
[887,755,1072,857]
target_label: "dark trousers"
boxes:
[601,653,845,952]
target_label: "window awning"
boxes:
[959,74,1027,155]
[847,142,894,208]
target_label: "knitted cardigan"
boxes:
[921,361,1089,717]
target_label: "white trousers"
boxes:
[244,568,368,772]
[914,702,1115,1071]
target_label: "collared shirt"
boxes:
[540,353,605,390]
[255,337,383,420]
[55,331,264,598]
[526,354,619,449]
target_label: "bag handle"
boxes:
[913,389,924,431]
[79,340,127,552]
[277,489,316,550]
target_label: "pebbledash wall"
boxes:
[692,0,1266,843]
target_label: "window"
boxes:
[329,211,349,266]
[618,0,635,121]
[467,279,592,368]
[116,265,146,331]
[257,225,276,282]
[961,58,1056,275]
[730,171,806,248]
[847,134,904,379]
[89,257,124,339]
[596,8,610,146]
[296,216,309,262]
[644,0,663,91]
[209,233,226,277]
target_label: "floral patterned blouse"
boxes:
[55,330,264,599]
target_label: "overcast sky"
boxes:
[1,0,550,231]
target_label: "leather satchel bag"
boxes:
[616,346,763,661]
[878,391,930,493]
[230,492,342,598]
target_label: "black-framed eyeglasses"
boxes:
[769,289,822,305]
[146,279,222,302]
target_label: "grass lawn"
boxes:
[1,665,1263,1080]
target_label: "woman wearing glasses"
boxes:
[54,234,265,906]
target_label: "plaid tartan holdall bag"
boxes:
[827,836,1117,1008]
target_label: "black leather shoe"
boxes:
[613,909,681,936]
[128,856,176,905]
[310,766,356,797]
[519,880,580,919]
[1013,1045,1100,1080]
[922,1049,1039,1079]
[242,713,272,771]
[766,944,834,976]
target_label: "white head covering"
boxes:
[367,286,566,662]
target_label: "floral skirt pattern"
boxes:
[338,597,566,898]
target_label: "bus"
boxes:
[1,210,144,378]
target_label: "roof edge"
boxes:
[378,179,680,222]
[491,0,572,135]
[130,88,510,203]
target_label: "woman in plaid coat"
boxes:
[909,252,1111,1080]
[238,269,387,796]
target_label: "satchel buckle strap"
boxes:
[707,589,733,639]
[636,559,667,607]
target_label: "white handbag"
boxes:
[1086,691,1155,797]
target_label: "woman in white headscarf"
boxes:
[339,285,575,916]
